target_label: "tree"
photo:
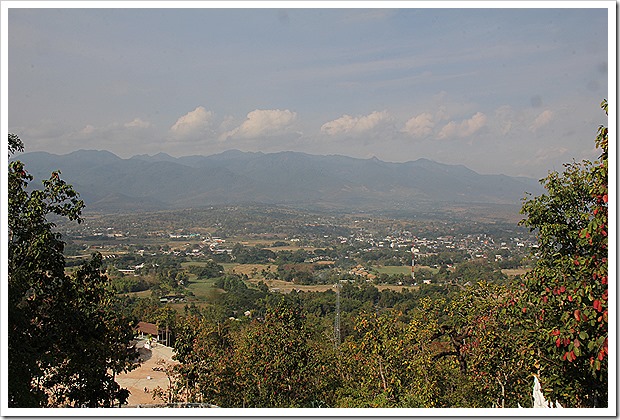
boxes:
[519,100,608,407]
[338,310,414,407]
[164,297,338,407]
[8,134,136,407]
[170,314,237,406]
[232,297,322,407]
[426,282,532,407]
[336,285,532,408]
[187,261,224,278]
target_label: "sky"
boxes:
[5,2,612,178]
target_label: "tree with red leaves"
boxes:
[519,100,608,407]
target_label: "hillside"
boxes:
[13,149,543,215]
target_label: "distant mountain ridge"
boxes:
[13,149,543,214]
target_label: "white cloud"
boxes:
[124,118,150,129]
[170,106,213,138]
[22,118,160,156]
[222,109,297,139]
[81,124,96,135]
[529,109,554,132]
[402,112,434,138]
[437,112,487,139]
[431,91,478,122]
[321,110,391,136]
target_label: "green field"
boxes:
[123,289,152,298]
[186,274,222,301]
[373,266,412,275]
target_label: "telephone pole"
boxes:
[334,282,341,347]
[411,243,416,282]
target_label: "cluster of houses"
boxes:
[348,264,377,281]
[159,294,186,304]
[336,227,535,263]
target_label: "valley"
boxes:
[59,204,535,313]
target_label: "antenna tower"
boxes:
[334,282,341,347]
[411,243,416,281]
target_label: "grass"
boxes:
[123,289,152,298]
[227,263,275,277]
[125,263,437,303]
[373,266,412,275]
[186,275,223,301]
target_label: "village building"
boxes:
[135,321,173,347]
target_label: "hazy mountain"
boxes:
[13,149,543,214]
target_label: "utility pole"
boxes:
[334,282,341,348]
[411,243,416,282]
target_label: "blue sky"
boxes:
[6,3,611,178]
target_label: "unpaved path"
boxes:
[116,339,176,406]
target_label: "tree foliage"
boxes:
[519,100,608,407]
[8,135,136,407]
[159,297,338,407]
[232,297,320,407]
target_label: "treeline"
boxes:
[117,266,452,350]
[149,278,602,408]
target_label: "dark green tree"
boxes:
[8,135,136,407]
[233,297,323,407]
[164,297,339,407]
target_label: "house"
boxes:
[135,321,158,338]
[135,321,173,346]
[159,294,186,304]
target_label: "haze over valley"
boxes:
[14,149,543,217]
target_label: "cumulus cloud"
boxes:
[437,112,487,139]
[170,106,213,138]
[124,118,150,129]
[31,118,161,156]
[402,112,434,138]
[222,109,297,139]
[80,124,96,135]
[529,109,554,132]
[431,91,478,122]
[321,110,391,136]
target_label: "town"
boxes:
[59,205,536,297]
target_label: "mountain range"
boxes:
[13,149,544,215]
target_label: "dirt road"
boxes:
[116,339,176,407]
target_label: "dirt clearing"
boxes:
[116,339,177,407]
